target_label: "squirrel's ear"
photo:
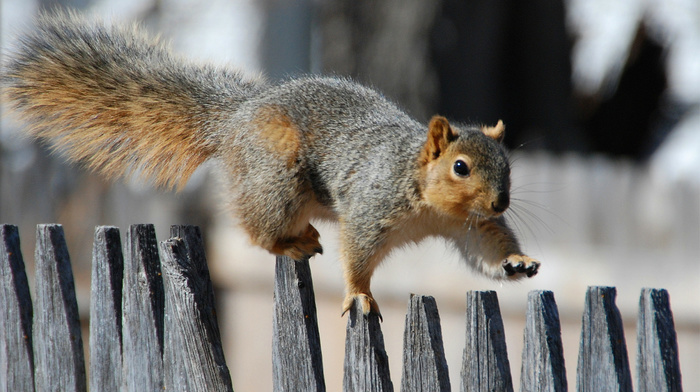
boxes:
[482,120,505,143]
[424,115,457,161]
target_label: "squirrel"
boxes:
[1,12,539,316]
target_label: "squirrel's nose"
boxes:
[491,193,510,213]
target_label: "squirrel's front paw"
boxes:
[502,254,540,278]
[342,293,382,320]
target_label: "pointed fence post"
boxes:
[343,299,393,392]
[520,290,567,392]
[400,294,450,392]
[89,226,124,391]
[272,255,326,391]
[160,225,233,391]
[0,224,35,391]
[576,286,632,392]
[121,224,164,391]
[32,224,87,391]
[461,290,513,392]
[636,288,682,392]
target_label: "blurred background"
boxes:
[1,0,698,390]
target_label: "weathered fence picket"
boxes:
[461,290,514,392]
[272,255,326,391]
[520,290,567,391]
[33,224,87,392]
[343,299,394,392]
[160,225,233,391]
[89,226,124,391]
[400,295,450,392]
[0,224,34,392]
[0,223,688,391]
[577,286,633,392]
[122,224,164,391]
[636,288,682,392]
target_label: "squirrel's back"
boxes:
[220,75,426,208]
[2,11,265,189]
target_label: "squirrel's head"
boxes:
[419,115,511,219]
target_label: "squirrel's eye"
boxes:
[453,160,470,177]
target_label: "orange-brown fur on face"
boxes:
[419,116,508,219]
[422,152,485,218]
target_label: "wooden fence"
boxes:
[0,223,684,391]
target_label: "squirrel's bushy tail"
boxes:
[2,11,264,189]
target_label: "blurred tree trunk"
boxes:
[317,0,580,151]
[432,0,581,151]
[317,0,440,122]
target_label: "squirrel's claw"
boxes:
[342,293,383,321]
[502,255,540,278]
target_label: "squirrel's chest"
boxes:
[381,207,454,249]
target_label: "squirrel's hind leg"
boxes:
[269,223,323,260]
[226,168,323,260]
[228,104,325,260]
[238,203,323,261]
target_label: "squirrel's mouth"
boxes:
[467,209,494,221]
[470,202,507,220]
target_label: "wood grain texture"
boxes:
[636,288,682,392]
[161,225,233,391]
[121,224,164,391]
[272,255,326,391]
[0,224,35,392]
[89,226,124,391]
[460,290,513,392]
[32,224,87,392]
[576,286,632,392]
[343,298,393,392]
[400,294,450,392]
[520,290,567,392]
